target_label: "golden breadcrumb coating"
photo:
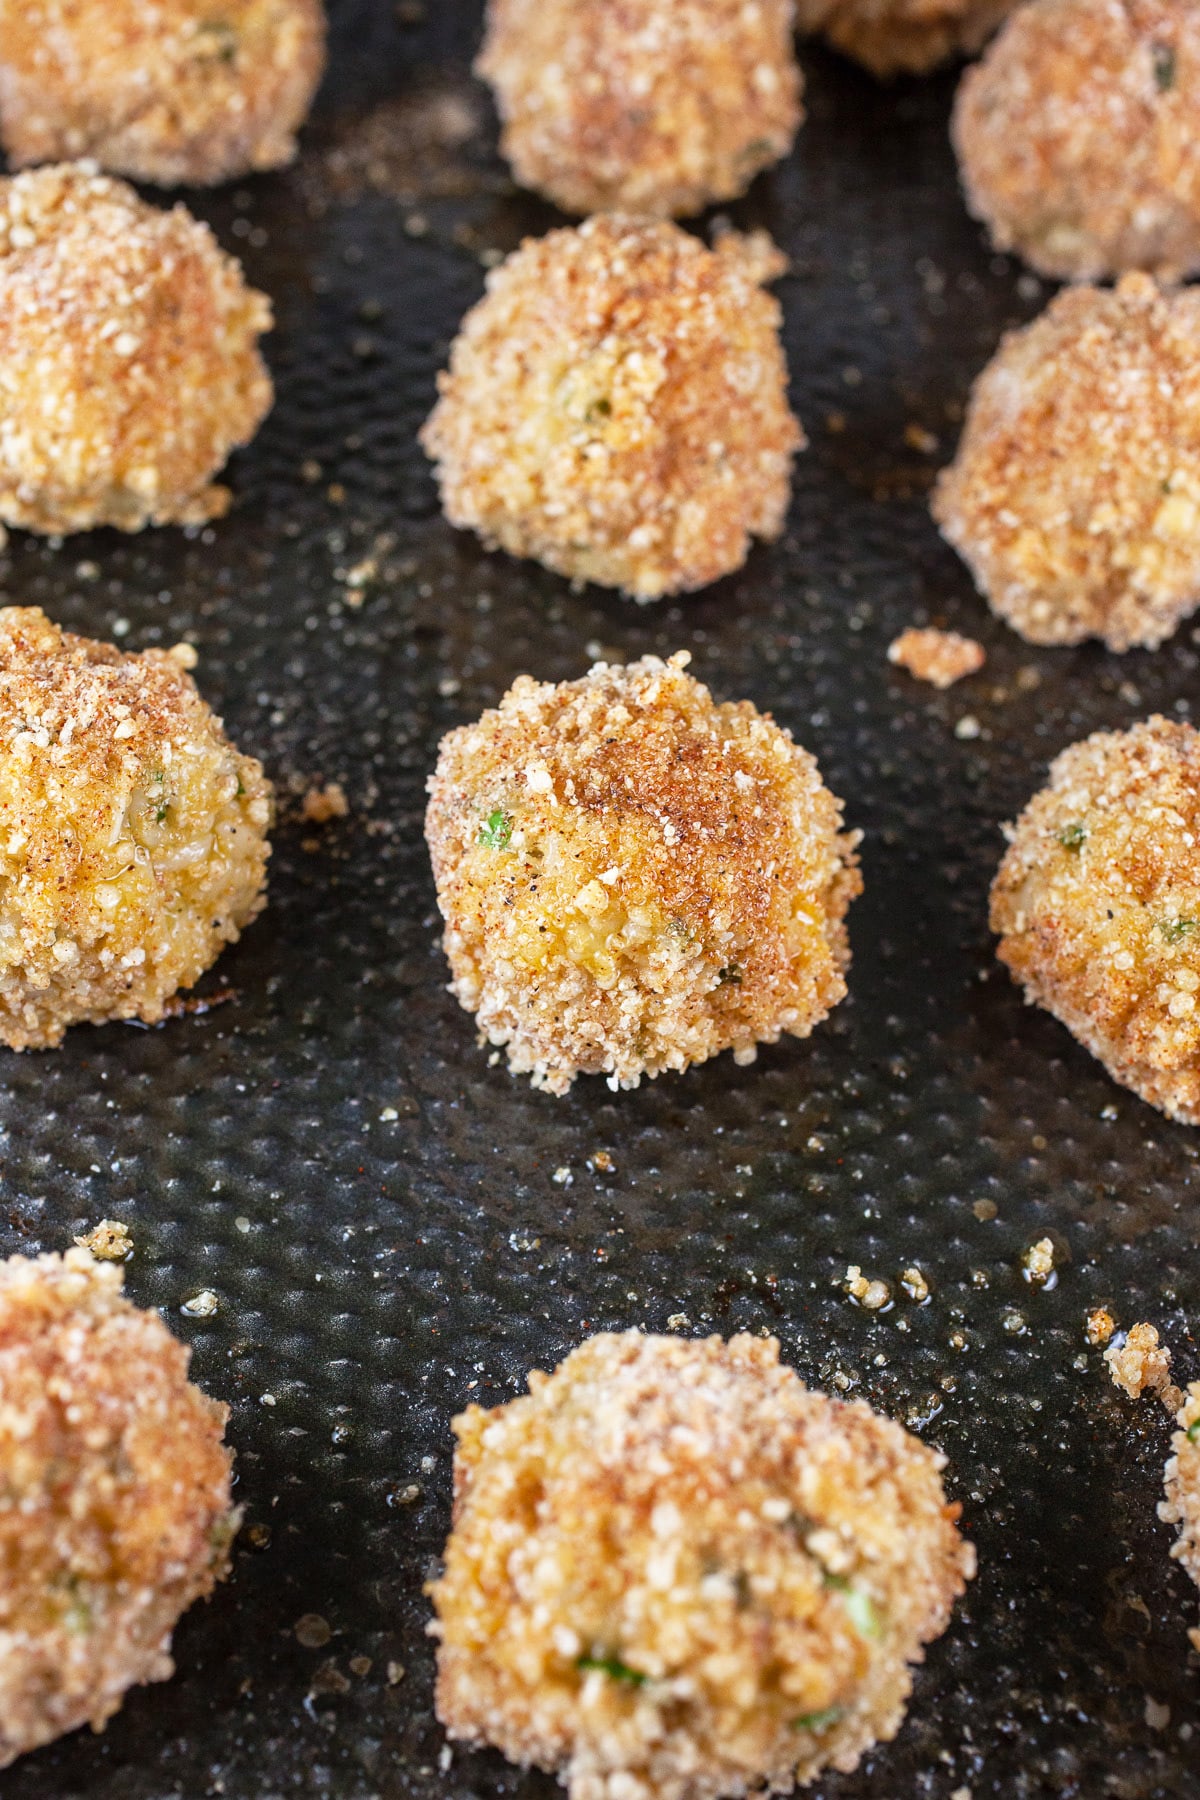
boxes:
[425,653,860,1095]
[953,0,1200,282]
[0,0,325,188]
[795,0,1017,77]
[991,718,1200,1124]
[0,164,272,539]
[0,1248,237,1767]
[0,606,272,1050]
[933,275,1200,653]
[476,0,802,219]
[430,1331,974,1800]
[420,217,803,601]
[886,627,984,689]
[1161,1382,1200,1652]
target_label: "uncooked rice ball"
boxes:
[953,0,1200,282]
[0,1247,237,1766]
[475,0,802,218]
[933,274,1200,652]
[425,652,860,1094]
[0,163,273,539]
[0,0,326,188]
[1161,1383,1200,1651]
[430,1330,975,1800]
[991,717,1200,1123]
[420,216,803,601]
[0,606,272,1050]
[795,0,1018,77]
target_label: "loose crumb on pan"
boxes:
[73,1219,133,1263]
[1104,1322,1180,1409]
[0,0,326,188]
[887,628,985,689]
[934,275,1200,652]
[0,605,272,1050]
[0,1247,237,1767]
[953,0,1200,283]
[421,216,803,601]
[1161,1383,1200,1650]
[794,0,1019,77]
[430,1330,974,1800]
[301,780,349,823]
[476,0,802,218]
[990,717,1200,1122]
[0,162,273,538]
[425,651,860,1094]
[1086,1307,1116,1348]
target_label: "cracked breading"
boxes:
[991,718,1200,1123]
[425,653,860,1095]
[953,0,1200,282]
[0,1248,237,1767]
[1161,1383,1200,1652]
[0,0,326,187]
[476,0,802,218]
[795,0,1018,77]
[0,163,273,538]
[430,1331,974,1800]
[420,217,803,601]
[0,606,272,1049]
[933,275,1200,652]
[887,628,984,689]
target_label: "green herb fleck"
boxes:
[236,777,245,799]
[1153,42,1176,91]
[586,397,612,423]
[577,1653,646,1685]
[478,810,513,850]
[1159,918,1198,944]
[196,19,239,62]
[1057,822,1088,852]
[793,1707,842,1733]
[154,801,169,823]
[823,1573,882,1640]
[718,964,742,986]
[1187,1419,1200,1443]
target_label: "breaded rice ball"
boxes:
[0,1247,237,1766]
[933,275,1200,652]
[990,718,1200,1124]
[430,1330,974,1800]
[0,163,273,539]
[953,0,1200,282]
[795,0,1017,78]
[0,606,272,1051]
[475,0,802,219]
[420,217,803,601]
[1161,1382,1200,1650]
[425,652,860,1095]
[0,0,326,188]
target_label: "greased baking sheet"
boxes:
[2,4,1199,1796]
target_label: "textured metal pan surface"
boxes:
[0,5,1198,1796]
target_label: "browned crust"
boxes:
[0,606,272,1049]
[795,0,1018,77]
[0,0,326,187]
[430,1330,974,1800]
[476,0,802,218]
[425,653,860,1094]
[990,716,1200,1122]
[933,274,1200,652]
[0,1248,237,1766]
[953,0,1200,281]
[421,217,803,601]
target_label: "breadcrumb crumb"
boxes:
[991,717,1200,1122]
[1105,1322,1175,1402]
[953,0,1200,282]
[1085,1307,1116,1348]
[421,217,803,600]
[430,1330,974,1800]
[887,628,984,690]
[0,162,273,538]
[425,653,860,1094]
[934,274,1200,651]
[0,606,272,1049]
[0,0,326,187]
[476,0,803,218]
[301,780,348,824]
[72,1220,133,1263]
[0,1248,237,1767]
